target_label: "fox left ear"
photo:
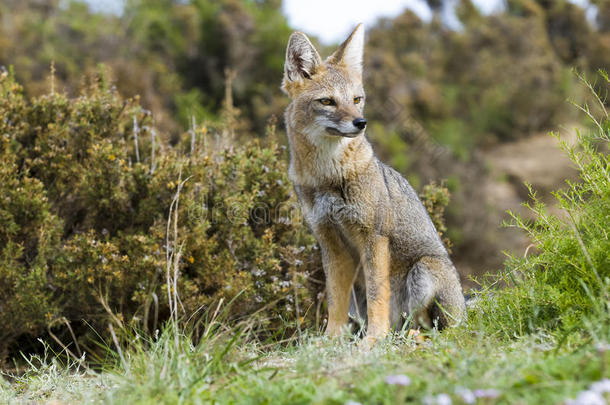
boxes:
[283,32,322,81]
[327,23,365,77]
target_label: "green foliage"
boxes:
[0,0,292,132]
[0,70,319,360]
[365,8,578,147]
[419,182,452,253]
[0,130,62,360]
[470,72,610,337]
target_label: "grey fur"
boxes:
[294,159,466,331]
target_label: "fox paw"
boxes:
[357,335,379,351]
[407,328,426,344]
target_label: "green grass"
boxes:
[1,311,608,404]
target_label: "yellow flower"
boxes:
[109,154,116,161]
[188,256,195,264]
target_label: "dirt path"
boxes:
[484,125,580,214]
[457,125,581,285]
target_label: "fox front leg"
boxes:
[316,226,357,336]
[360,235,391,344]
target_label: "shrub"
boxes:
[419,181,452,253]
[471,72,610,338]
[0,69,319,360]
[0,130,62,360]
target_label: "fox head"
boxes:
[282,24,366,141]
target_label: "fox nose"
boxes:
[353,117,367,130]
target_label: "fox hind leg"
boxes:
[406,261,436,329]
[406,257,465,330]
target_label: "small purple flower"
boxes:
[566,390,606,405]
[473,388,501,399]
[590,378,610,394]
[385,374,411,386]
[436,393,452,405]
[455,387,476,404]
[422,394,452,405]
[595,342,610,353]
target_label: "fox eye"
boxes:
[353,96,363,104]
[318,98,336,106]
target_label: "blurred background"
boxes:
[2,0,609,280]
[1,0,609,358]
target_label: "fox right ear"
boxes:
[282,32,322,92]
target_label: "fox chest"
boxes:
[296,185,374,230]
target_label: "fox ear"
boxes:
[283,32,323,85]
[327,23,365,76]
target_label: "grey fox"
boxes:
[281,24,466,344]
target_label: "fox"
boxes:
[281,24,466,344]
